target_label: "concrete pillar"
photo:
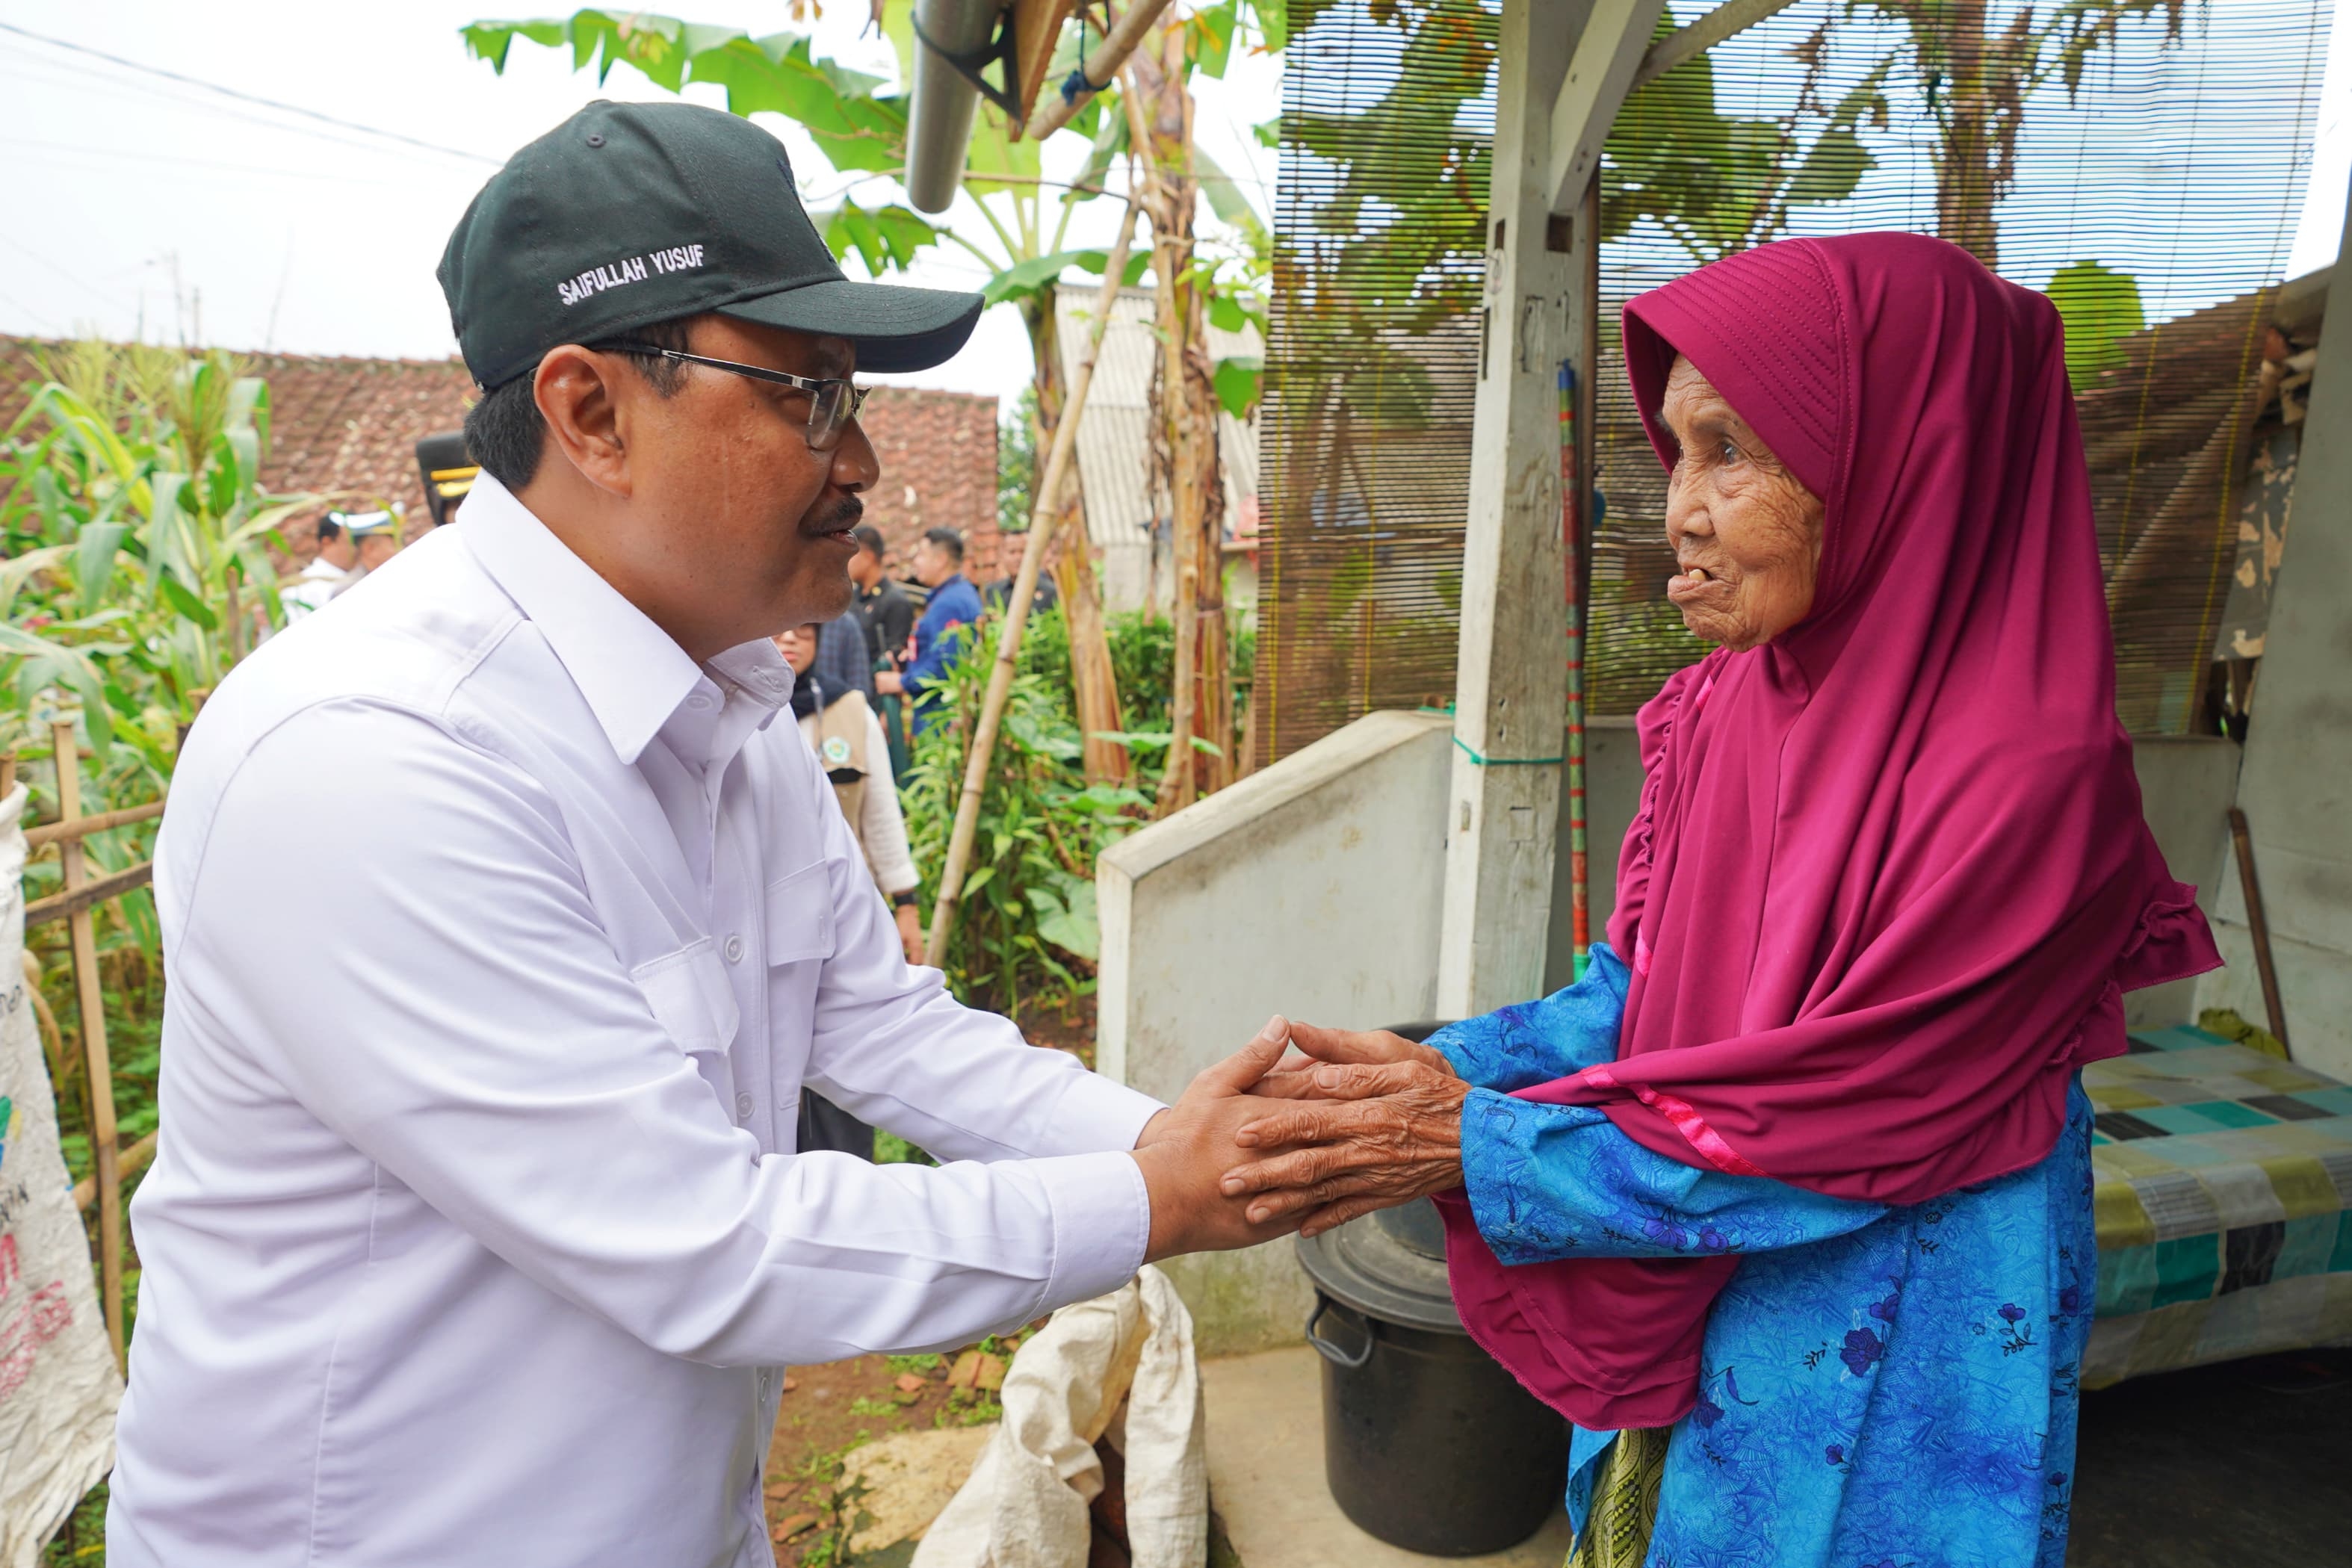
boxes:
[2203,193,2352,1080]
[1435,0,1586,1019]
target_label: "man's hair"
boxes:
[315,518,344,545]
[851,523,887,560]
[920,526,965,563]
[463,315,698,490]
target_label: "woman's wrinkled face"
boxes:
[1659,355,1825,651]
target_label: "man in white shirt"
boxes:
[109,101,1307,1568]
[276,511,359,622]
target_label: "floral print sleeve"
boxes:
[1459,1092,1885,1265]
[1428,943,1632,1091]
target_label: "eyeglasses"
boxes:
[601,343,870,452]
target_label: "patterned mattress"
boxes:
[2083,1024,2352,1386]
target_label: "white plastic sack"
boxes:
[0,784,123,1567]
[915,1265,1206,1568]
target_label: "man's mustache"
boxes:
[803,494,864,535]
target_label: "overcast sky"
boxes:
[0,1,2344,409]
[0,1,1281,403]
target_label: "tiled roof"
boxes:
[1,336,997,571]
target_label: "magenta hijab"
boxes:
[1438,232,2221,1430]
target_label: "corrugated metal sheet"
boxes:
[1055,287,1261,610]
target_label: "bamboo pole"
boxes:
[1021,0,1181,143]
[25,797,166,849]
[2228,808,2289,1055]
[26,861,156,929]
[924,203,1144,967]
[76,1131,158,1212]
[53,719,125,1369]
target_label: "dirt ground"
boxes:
[763,1331,1039,1564]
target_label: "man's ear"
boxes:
[533,346,634,500]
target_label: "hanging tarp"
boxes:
[0,784,121,1567]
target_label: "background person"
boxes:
[980,528,1059,619]
[876,524,980,734]
[777,618,921,1162]
[278,512,357,622]
[330,508,403,596]
[776,620,921,961]
[1224,234,2222,1567]
[849,522,915,779]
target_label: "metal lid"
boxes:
[1296,1197,1464,1334]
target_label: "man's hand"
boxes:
[875,670,904,695]
[1131,1017,1317,1262]
[1225,1047,1470,1239]
[894,901,923,963]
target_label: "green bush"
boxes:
[900,606,1222,1019]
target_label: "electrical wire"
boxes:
[0,134,443,190]
[0,53,479,167]
[0,19,498,165]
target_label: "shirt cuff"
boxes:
[1045,1067,1166,1156]
[1034,1150,1153,1310]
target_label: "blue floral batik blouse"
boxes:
[1431,944,2094,1568]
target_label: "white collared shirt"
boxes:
[108,473,1160,1568]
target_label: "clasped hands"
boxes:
[1133,1015,1470,1262]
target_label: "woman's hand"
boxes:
[1224,1054,1470,1238]
[1249,1020,1454,1101]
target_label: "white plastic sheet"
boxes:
[915,1265,1207,1568]
[0,784,121,1566]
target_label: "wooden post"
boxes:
[1435,0,1588,1019]
[926,205,1143,967]
[52,717,124,1368]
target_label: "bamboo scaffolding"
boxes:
[52,718,126,1368]
[924,202,1142,967]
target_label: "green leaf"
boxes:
[74,521,128,616]
[982,250,1101,307]
[1069,249,1152,286]
[1253,0,1290,54]
[1028,877,1098,960]
[1192,146,1264,236]
[1213,357,1263,419]
[1251,116,1280,149]
[2046,259,2146,382]
[1780,127,1876,208]
[821,199,943,276]
[1189,1,1239,78]
[158,573,219,630]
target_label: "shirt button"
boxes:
[687,693,714,712]
[723,934,746,964]
[735,1091,755,1122]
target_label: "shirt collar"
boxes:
[457,472,795,764]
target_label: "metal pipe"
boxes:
[905,0,1006,214]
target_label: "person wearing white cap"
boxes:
[330,508,403,594]
[277,512,359,623]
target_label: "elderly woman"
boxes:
[1231,234,2221,1565]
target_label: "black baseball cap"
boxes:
[439,100,983,388]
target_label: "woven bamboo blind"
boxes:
[1258,0,2332,763]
